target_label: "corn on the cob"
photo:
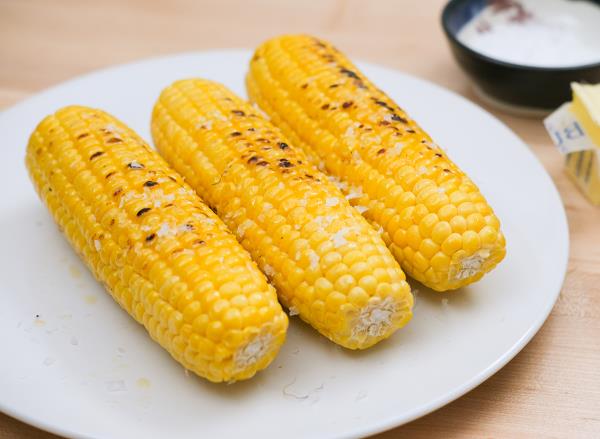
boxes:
[246,34,506,291]
[152,79,413,349]
[26,105,288,382]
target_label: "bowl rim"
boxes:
[441,0,600,72]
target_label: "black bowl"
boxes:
[441,0,600,110]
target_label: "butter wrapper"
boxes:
[544,97,600,205]
[544,103,595,155]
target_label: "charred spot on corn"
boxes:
[321,104,330,110]
[145,233,156,242]
[340,68,359,79]
[372,98,396,112]
[377,148,386,155]
[231,110,245,116]
[89,151,104,160]
[107,137,122,144]
[144,181,158,188]
[136,207,151,217]
[313,38,327,48]
[342,101,353,109]
[278,142,288,150]
[77,133,89,140]
[105,171,116,179]
[230,131,242,137]
[127,161,144,169]
[113,188,123,196]
[278,158,293,168]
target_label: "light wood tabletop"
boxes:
[1,0,599,437]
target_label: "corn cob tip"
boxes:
[234,333,272,369]
[389,239,507,292]
[347,292,413,349]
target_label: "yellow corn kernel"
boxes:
[247,34,506,291]
[431,252,451,272]
[462,230,482,254]
[442,233,463,255]
[450,215,467,234]
[26,105,287,383]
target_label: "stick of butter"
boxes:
[544,83,600,205]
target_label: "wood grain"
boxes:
[1,0,599,437]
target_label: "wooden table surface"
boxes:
[1,0,599,437]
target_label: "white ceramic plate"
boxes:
[0,50,568,439]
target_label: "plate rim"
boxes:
[0,48,569,439]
